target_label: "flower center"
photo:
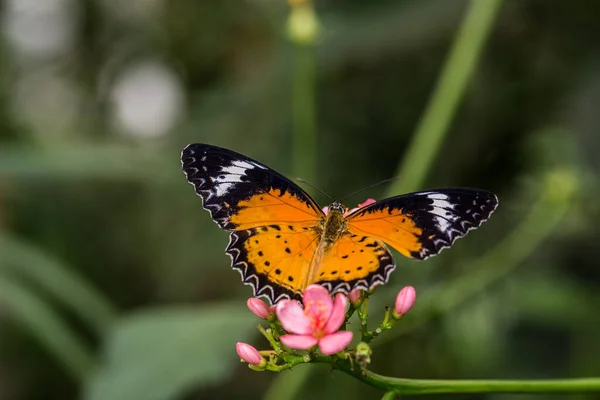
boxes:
[304,299,329,338]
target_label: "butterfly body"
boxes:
[182,143,498,304]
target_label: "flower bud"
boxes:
[393,286,416,319]
[348,289,362,306]
[355,341,372,366]
[236,342,266,367]
[286,2,319,46]
[247,297,270,319]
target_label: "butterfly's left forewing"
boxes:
[346,188,498,260]
[181,144,324,230]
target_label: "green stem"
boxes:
[358,297,369,341]
[381,390,397,400]
[347,371,600,396]
[258,325,283,354]
[388,0,504,195]
[292,41,318,191]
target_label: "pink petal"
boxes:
[344,207,359,216]
[344,199,377,216]
[395,286,416,316]
[303,284,333,321]
[280,334,319,350]
[323,293,348,334]
[236,342,264,365]
[358,198,376,208]
[247,297,270,319]
[318,331,353,355]
[276,300,312,335]
[322,206,330,215]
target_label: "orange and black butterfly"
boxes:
[181,144,498,304]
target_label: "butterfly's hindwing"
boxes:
[347,188,498,260]
[316,235,395,295]
[181,144,322,230]
[226,226,319,303]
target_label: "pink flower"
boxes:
[322,198,376,216]
[393,286,416,318]
[276,285,353,355]
[247,297,270,319]
[236,342,266,366]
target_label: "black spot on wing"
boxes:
[181,143,321,230]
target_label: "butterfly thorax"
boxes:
[322,201,347,251]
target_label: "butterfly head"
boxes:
[328,201,346,215]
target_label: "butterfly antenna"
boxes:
[340,176,402,202]
[296,178,334,201]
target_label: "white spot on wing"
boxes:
[210,159,259,196]
[434,215,451,231]
[431,198,454,209]
[425,193,449,200]
[221,164,249,176]
[427,194,457,232]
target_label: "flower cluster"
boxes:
[237,284,416,371]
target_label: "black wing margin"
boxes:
[181,143,322,230]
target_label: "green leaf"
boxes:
[0,276,96,381]
[0,232,117,334]
[85,304,258,400]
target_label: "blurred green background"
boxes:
[1,0,599,399]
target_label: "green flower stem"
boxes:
[381,390,397,400]
[289,2,319,192]
[362,306,393,342]
[388,0,504,195]
[258,325,283,354]
[346,371,600,396]
[279,356,600,395]
[358,297,370,340]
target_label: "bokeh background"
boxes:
[1,0,600,399]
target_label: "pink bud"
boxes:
[247,297,270,319]
[236,342,265,366]
[394,286,416,318]
[348,289,362,305]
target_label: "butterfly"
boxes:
[181,143,498,304]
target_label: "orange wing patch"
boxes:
[227,225,319,303]
[347,207,424,257]
[229,188,321,230]
[314,234,395,295]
